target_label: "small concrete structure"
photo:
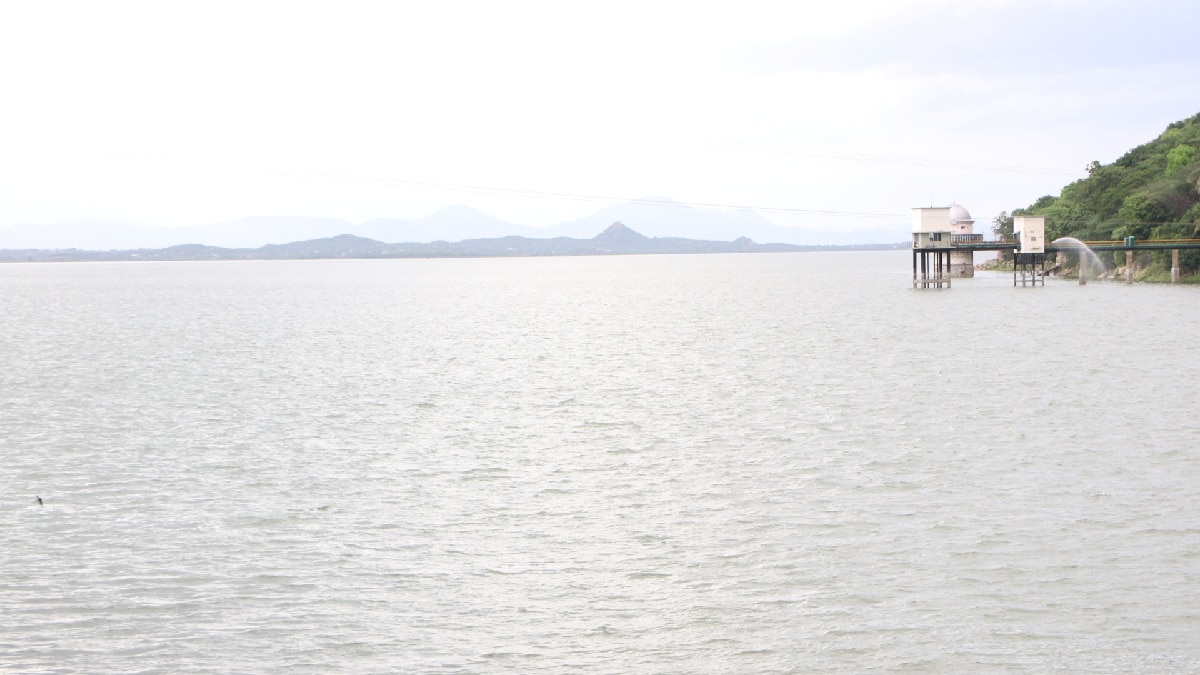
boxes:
[1012,216,1046,286]
[912,207,952,247]
[911,207,953,288]
[1013,215,1045,254]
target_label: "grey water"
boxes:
[2,253,1198,673]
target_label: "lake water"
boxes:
[2,252,1199,673]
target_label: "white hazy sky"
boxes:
[2,0,1198,233]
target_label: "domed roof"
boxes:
[948,202,973,224]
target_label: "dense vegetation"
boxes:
[994,112,1200,243]
[990,112,1200,277]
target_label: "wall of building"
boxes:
[912,208,951,233]
[1014,216,1046,253]
[950,249,975,277]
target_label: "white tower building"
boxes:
[947,202,977,277]
[911,207,954,288]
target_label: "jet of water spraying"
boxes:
[1052,237,1106,280]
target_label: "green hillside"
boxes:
[1000,112,1200,243]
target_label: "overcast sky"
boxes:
[2,0,1198,234]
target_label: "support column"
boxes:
[1079,254,1087,285]
[1125,250,1134,285]
[1172,249,1180,284]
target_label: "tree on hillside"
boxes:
[991,211,1013,240]
[1165,144,1196,177]
[1116,194,1170,239]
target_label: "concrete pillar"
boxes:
[1172,249,1181,284]
[1126,250,1135,285]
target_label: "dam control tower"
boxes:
[911,203,979,280]
[947,203,978,277]
[911,207,953,288]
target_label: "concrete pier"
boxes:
[950,249,975,277]
[1126,251,1135,285]
[1172,249,1181,284]
[912,249,952,289]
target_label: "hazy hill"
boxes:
[0,223,880,262]
[542,197,907,245]
[0,199,909,250]
[541,197,778,240]
[179,216,359,248]
[357,204,531,243]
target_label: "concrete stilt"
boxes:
[1172,249,1180,284]
[1126,250,1135,285]
[1079,255,1087,285]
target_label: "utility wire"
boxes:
[711,140,1082,176]
[271,166,909,219]
[112,146,1080,220]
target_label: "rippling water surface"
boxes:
[2,253,1199,673]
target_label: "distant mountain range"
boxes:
[0,223,907,263]
[0,198,909,250]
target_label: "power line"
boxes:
[113,152,910,220]
[100,148,922,220]
[710,140,1082,176]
